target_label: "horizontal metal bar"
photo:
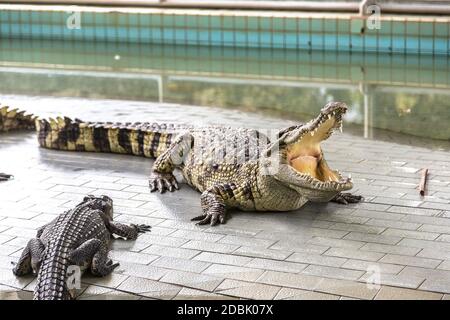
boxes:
[0,1,358,12]
[1,0,449,14]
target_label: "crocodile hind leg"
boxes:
[90,246,120,277]
[149,132,193,193]
[108,222,151,240]
[13,238,44,276]
[69,238,102,266]
[68,239,118,277]
[331,192,363,205]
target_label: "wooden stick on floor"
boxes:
[419,168,429,196]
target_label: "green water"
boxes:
[0,39,449,142]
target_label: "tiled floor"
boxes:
[0,96,450,300]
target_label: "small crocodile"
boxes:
[33,101,362,225]
[12,195,151,300]
[0,106,36,181]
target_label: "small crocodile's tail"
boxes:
[34,252,72,300]
[36,117,182,158]
[0,106,37,132]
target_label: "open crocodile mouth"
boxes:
[284,102,352,191]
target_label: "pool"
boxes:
[0,38,449,146]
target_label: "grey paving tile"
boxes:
[109,250,158,265]
[142,245,200,260]
[114,261,169,280]
[402,215,450,227]
[151,256,210,273]
[417,248,450,260]
[79,285,141,300]
[351,209,405,221]
[174,288,236,300]
[233,246,291,260]
[329,222,385,234]
[257,271,323,291]
[219,235,275,248]
[315,277,379,300]
[287,252,347,267]
[419,279,450,294]
[399,266,450,282]
[135,234,189,249]
[359,272,425,289]
[387,206,442,216]
[375,286,442,300]
[0,267,34,289]
[324,247,385,262]
[193,252,253,266]
[419,224,450,234]
[216,279,280,300]
[117,276,181,299]
[399,238,450,251]
[274,288,340,300]
[382,228,440,241]
[343,232,401,245]
[182,240,239,254]
[302,265,365,281]
[82,273,129,289]
[160,270,223,292]
[380,254,442,269]
[0,285,33,300]
[307,237,365,249]
[366,219,421,231]
[270,240,329,255]
[437,260,450,271]
[341,260,404,275]
[245,258,307,273]
[171,229,225,242]
[360,243,421,256]
[48,184,96,194]
[203,264,264,282]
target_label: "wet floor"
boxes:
[0,96,450,300]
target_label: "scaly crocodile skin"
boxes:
[12,195,151,300]
[0,105,36,132]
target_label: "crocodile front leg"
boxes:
[331,192,363,205]
[108,222,151,240]
[13,238,45,276]
[149,132,193,193]
[191,182,249,226]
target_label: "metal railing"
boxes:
[0,0,450,14]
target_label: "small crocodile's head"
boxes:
[81,195,114,220]
[274,102,353,202]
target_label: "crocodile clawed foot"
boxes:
[0,173,13,181]
[133,224,152,234]
[331,192,363,205]
[149,172,179,193]
[191,211,227,226]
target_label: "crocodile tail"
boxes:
[34,253,72,300]
[0,105,37,132]
[36,117,177,158]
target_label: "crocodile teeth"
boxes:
[311,131,314,136]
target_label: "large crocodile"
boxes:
[32,101,362,225]
[13,195,151,300]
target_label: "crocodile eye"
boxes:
[212,164,219,170]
